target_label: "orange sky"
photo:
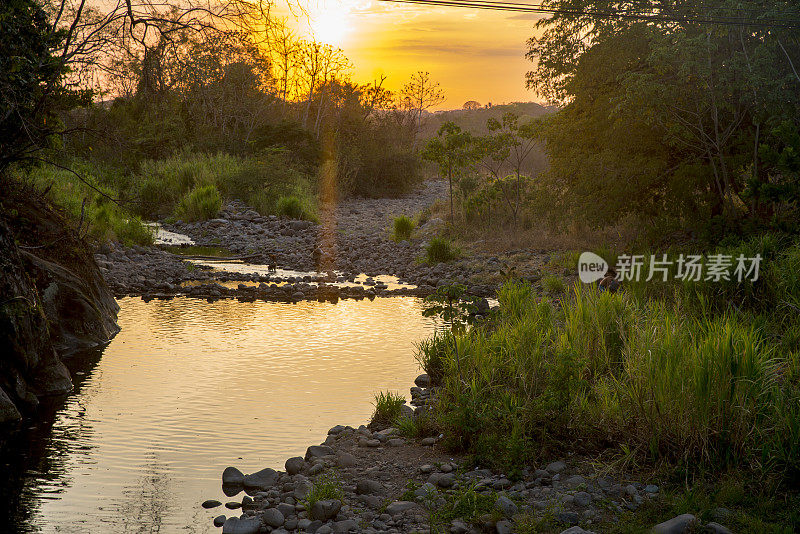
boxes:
[285,0,546,109]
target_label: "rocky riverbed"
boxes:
[95,181,550,302]
[206,375,734,534]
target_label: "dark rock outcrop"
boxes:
[0,189,119,423]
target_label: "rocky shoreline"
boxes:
[205,375,734,534]
[95,181,548,302]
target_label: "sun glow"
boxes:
[303,0,358,46]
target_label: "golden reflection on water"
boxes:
[20,296,437,533]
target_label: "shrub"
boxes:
[371,391,406,426]
[542,275,565,293]
[429,281,799,476]
[175,184,221,221]
[276,195,306,219]
[415,331,450,385]
[426,237,458,264]
[392,215,415,241]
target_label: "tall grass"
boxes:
[175,184,221,221]
[371,391,406,426]
[426,237,458,263]
[17,162,154,246]
[392,215,415,241]
[132,151,316,219]
[425,280,800,477]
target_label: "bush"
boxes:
[371,391,406,426]
[415,332,450,386]
[428,281,799,477]
[175,184,221,221]
[426,237,458,264]
[392,215,415,241]
[276,194,316,220]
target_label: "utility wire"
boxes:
[376,0,800,28]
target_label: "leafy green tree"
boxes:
[477,112,540,229]
[423,122,476,221]
[0,0,79,172]
[526,0,800,235]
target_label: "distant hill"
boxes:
[420,102,557,139]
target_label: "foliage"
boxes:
[371,391,406,426]
[542,275,565,293]
[392,215,415,241]
[0,0,86,171]
[305,471,344,509]
[526,0,800,236]
[423,122,476,221]
[175,184,221,222]
[421,277,800,478]
[425,237,459,264]
[14,161,153,246]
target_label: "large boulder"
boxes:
[0,191,120,423]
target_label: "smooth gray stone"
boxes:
[222,466,245,485]
[221,517,261,534]
[285,456,305,475]
[262,507,285,528]
[310,499,342,521]
[652,514,698,534]
[244,467,278,490]
[385,501,417,515]
[202,499,222,509]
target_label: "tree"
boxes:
[526,0,800,233]
[463,100,481,110]
[477,112,540,229]
[401,71,445,148]
[423,122,475,221]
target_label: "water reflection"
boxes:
[5,296,437,533]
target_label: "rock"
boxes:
[332,519,360,533]
[436,473,455,488]
[557,512,580,526]
[308,463,325,475]
[420,464,434,473]
[385,501,418,515]
[316,526,333,534]
[337,452,358,468]
[645,484,659,493]
[310,499,342,521]
[213,515,226,527]
[221,517,261,534]
[0,386,21,423]
[450,520,470,533]
[573,491,592,507]
[244,467,278,489]
[356,479,385,495]
[277,503,295,517]
[546,461,566,474]
[415,374,431,387]
[563,475,586,489]
[388,438,405,447]
[421,437,436,446]
[286,456,305,475]
[496,495,517,518]
[559,528,592,534]
[222,466,245,485]
[496,520,512,534]
[262,507,285,528]
[652,514,698,534]
[328,425,347,435]
[306,445,334,460]
[705,522,733,534]
[202,499,222,509]
[225,501,241,509]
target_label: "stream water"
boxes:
[2,295,438,533]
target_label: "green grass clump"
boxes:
[414,331,450,386]
[17,162,154,246]
[423,279,800,480]
[305,471,344,509]
[276,195,310,219]
[392,215,415,241]
[542,275,566,293]
[371,391,406,426]
[426,237,458,263]
[175,184,221,221]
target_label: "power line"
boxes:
[376,0,800,28]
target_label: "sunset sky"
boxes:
[284,0,546,109]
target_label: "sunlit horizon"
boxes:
[283,0,546,109]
